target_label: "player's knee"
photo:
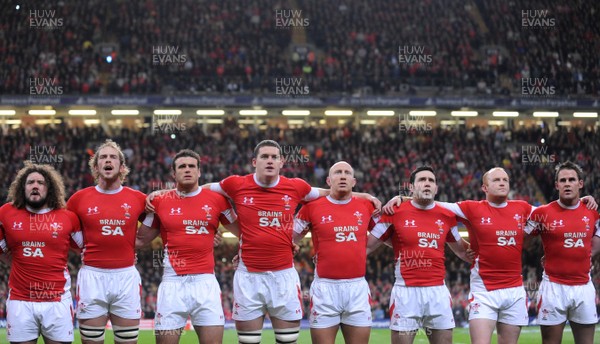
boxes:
[274,327,300,344]
[79,325,106,342]
[113,325,139,342]
[237,329,262,343]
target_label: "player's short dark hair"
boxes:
[409,165,435,184]
[554,161,584,181]
[7,161,66,209]
[172,149,201,171]
[253,140,282,158]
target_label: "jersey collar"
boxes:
[326,195,351,204]
[488,201,508,208]
[95,185,123,194]
[410,200,435,210]
[557,199,580,210]
[176,187,201,198]
[26,206,52,214]
[253,174,280,188]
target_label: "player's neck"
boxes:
[97,178,122,191]
[412,198,433,208]
[256,174,278,186]
[487,195,507,205]
[177,184,199,194]
[330,190,351,201]
[558,197,579,207]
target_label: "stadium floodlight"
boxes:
[366,110,394,116]
[196,119,224,124]
[450,111,478,117]
[488,120,506,126]
[29,109,56,116]
[154,109,182,115]
[440,120,465,125]
[409,111,436,117]
[282,110,310,116]
[492,111,519,117]
[34,119,61,124]
[573,112,598,118]
[533,112,559,117]
[324,110,353,116]
[196,110,225,116]
[84,119,101,125]
[0,110,16,116]
[239,109,268,116]
[287,120,305,125]
[238,119,264,124]
[360,120,377,125]
[68,109,97,116]
[111,110,140,116]
[557,121,572,126]
[4,119,21,124]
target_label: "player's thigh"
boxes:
[389,286,423,332]
[536,279,568,326]
[568,281,597,325]
[309,279,342,328]
[391,329,417,344]
[340,324,370,344]
[469,318,497,344]
[496,322,521,344]
[310,326,339,344]
[193,325,224,344]
[426,329,452,344]
[497,287,528,327]
[540,323,566,344]
[570,321,596,344]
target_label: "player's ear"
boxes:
[481,184,488,193]
[252,158,257,168]
[326,176,331,187]
[351,177,356,188]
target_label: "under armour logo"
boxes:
[405,220,415,226]
[321,215,333,223]
[13,222,23,230]
[481,217,492,224]
[552,219,564,226]
[87,206,99,215]
[243,197,254,204]
[170,208,182,215]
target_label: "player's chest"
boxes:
[313,208,368,243]
[78,198,142,227]
[541,212,594,244]
[158,201,218,234]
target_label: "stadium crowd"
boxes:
[1,0,598,96]
[0,121,598,324]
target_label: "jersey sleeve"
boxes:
[445,216,460,242]
[294,203,312,234]
[215,193,237,225]
[525,207,543,235]
[288,178,313,201]
[0,225,5,254]
[438,201,467,219]
[594,216,600,238]
[371,214,393,240]
[218,175,244,198]
[142,196,162,229]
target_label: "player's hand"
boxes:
[293,243,300,255]
[383,196,402,215]
[145,189,170,213]
[232,255,239,270]
[581,196,598,210]
[370,196,382,217]
[214,231,223,247]
[466,248,476,262]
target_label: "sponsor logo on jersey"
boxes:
[87,206,99,215]
[354,211,363,225]
[121,203,131,219]
[170,208,182,216]
[12,222,23,230]
[243,197,254,204]
[480,217,492,225]
[320,215,333,224]
[404,219,416,227]
[435,219,445,234]
[202,205,213,220]
[582,216,590,230]
[282,195,292,210]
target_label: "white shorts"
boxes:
[233,267,303,322]
[309,277,372,328]
[76,265,142,320]
[536,278,597,325]
[389,284,455,331]
[468,286,528,326]
[7,295,74,342]
[155,274,225,330]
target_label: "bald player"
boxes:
[293,161,378,344]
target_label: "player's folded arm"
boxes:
[136,214,160,248]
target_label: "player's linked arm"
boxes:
[366,233,392,255]
[592,236,600,257]
[222,221,240,238]
[136,223,160,249]
[447,239,472,264]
